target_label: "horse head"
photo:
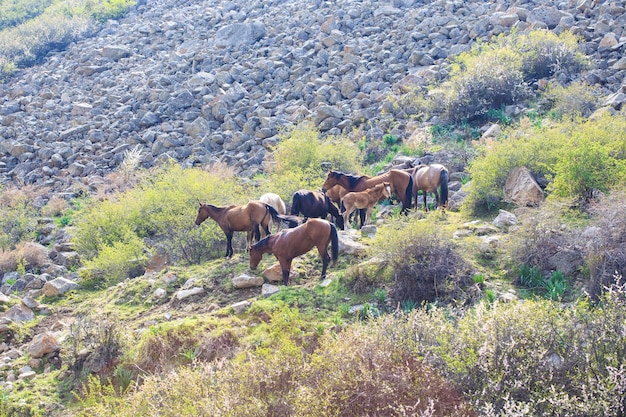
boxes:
[195,203,209,225]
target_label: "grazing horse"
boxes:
[321,169,413,214]
[195,201,280,258]
[259,192,287,232]
[405,164,449,211]
[290,190,345,230]
[249,218,339,286]
[341,182,392,229]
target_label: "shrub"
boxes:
[544,81,600,120]
[266,122,362,200]
[466,114,626,213]
[0,185,42,250]
[419,30,587,124]
[0,0,53,30]
[0,241,49,274]
[73,163,248,267]
[584,190,626,300]
[370,218,473,304]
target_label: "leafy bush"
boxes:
[420,30,587,124]
[73,163,249,272]
[466,114,626,212]
[370,218,473,304]
[0,241,49,274]
[266,122,362,201]
[544,81,600,120]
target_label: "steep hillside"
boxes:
[0,0,625,416]
[0,0,624,193]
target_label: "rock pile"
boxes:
[0,0,624,195]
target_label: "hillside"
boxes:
[0,0,625,416]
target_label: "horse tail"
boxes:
[266,204,280,225]
[329,222,339,265]
[440,169,449,207]
[404,175,414,212]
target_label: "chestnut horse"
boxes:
[250,218,339,286]
[321,169,413,214]
[341,182,392,229]
[405,164,449,211]
[195,201,280,258]
[290,190,344,230]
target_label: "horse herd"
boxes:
[195,165,449,286]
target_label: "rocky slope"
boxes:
[0,0,625,195]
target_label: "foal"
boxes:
[341,182,392,229]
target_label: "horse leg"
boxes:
[246,230,254,252]
[434,189,440,208]
[279,258,292,286]
[318,246,330,280]
[359,208,366,228]
[226,233,234,258]
[423,191,428,212]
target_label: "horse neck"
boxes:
[203,204,225,220]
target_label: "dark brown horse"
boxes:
[249,218,339,285]
[341,182,392,229]
[195,201,280,257]
[290,190,344,230]
[405,164,449,211]
[321,169,413,213]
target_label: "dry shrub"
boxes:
[0,241,49,273]
[40,195,69,217]
[197,329,239,363]
[371,218,473,304]
[295,321,475,417]
[584,190,626,300]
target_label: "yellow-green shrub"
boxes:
[466,114,626,212]
[422,30,588,124]
[544,81,600,119]
[73,163,250,269]
[265,123,362,200]
[370,217,473,304]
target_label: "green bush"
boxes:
[421,30,588,124]
[544,81,600,120]
[73,163,250,270]
[0,0,53,30]
[466,114,626,213]
[0,186,39,250]
[265,122,362,200]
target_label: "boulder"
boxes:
[27,333,60,359]
[493,209,518,229]
[43,278,79,297]
[232,274,264,289]
[3,304,35,323]
[504,167,544,206]
[262,264,298,283]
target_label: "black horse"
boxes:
[290,190,344,230]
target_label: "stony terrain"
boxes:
[0,0,625,195]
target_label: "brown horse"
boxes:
[249,218,339,286]
[341,182,392,229]
[405,164,449,211]
[195,201,280,258]
[321,169,413,213]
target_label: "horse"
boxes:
[321,169,413,214]
[259,192,287,232]
[276,213,306,228]
[249,218,339,286]
[290,190,345,230]
[325,184,365,226]
[195,201,280,258]
[405,164,449,211]
[341,182,392,229]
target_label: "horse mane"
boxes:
[252,235,271,250]
[332,170,365,189]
